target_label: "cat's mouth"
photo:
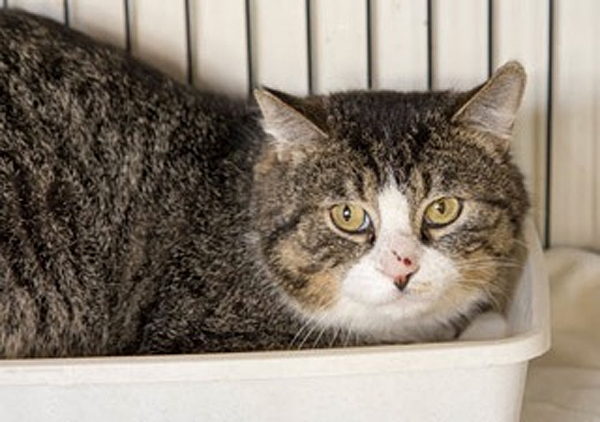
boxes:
[349,281,436,307]
[378,288,429,305]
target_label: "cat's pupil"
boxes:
[343,205,352,221]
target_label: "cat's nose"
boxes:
[390,251,419,291]
[392,271,417,291]
[380,249,420,291]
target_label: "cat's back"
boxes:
[0,10,260,357]
[0,8,260,231]
[0,9,255,151]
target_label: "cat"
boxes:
[0,10,529,358]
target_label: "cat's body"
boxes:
[0,10,290,356]
[0,11,528,358]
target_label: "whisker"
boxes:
[312,326,328,349]
[329,326,341,348]
[511,238,530,250]
[453,262,523,274]
[458,278,511,309]
[290,289,339,350]
[296,310,332,350]
[342,327,352,348]
[290,314,317,348]
[455,257,521,266]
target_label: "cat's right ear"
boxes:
[254,88,327,151]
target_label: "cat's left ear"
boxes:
[451,61,526,150]
[254,88,327,151]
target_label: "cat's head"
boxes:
[251,61,529,342]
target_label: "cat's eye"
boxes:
[330,204,372,234]
[424,197,462,227]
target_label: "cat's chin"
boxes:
[351,285,437,307]
[291,290,440,344]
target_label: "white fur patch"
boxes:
[309,183,480,342]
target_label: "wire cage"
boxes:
[5,0,598,252]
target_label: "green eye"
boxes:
[424,197,462,227]
[330,204,371,234]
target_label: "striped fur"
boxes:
[0,10,528,357]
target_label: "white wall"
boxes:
[5,0,600,250]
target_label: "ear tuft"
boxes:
[254,88,327,149]
[452,61,526,142]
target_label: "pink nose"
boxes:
[380,249,420,291]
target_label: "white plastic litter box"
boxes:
[0,221,550,422]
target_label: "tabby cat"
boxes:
[0,10,528,358]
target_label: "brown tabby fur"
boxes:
[0,10,528,357]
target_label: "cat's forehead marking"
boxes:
[377,181,412,236]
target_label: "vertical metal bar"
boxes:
[426,0,433,90]
[487,0,494,77]
[544,0,554,249]
[184,0,194,85]
[63,0,70,27]
[245,0,254,96]
[4,0,8,9]
[306,0,314,95]
[366,0,373,89]
[124,0,132,54]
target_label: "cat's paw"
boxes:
[459,312,509,341]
